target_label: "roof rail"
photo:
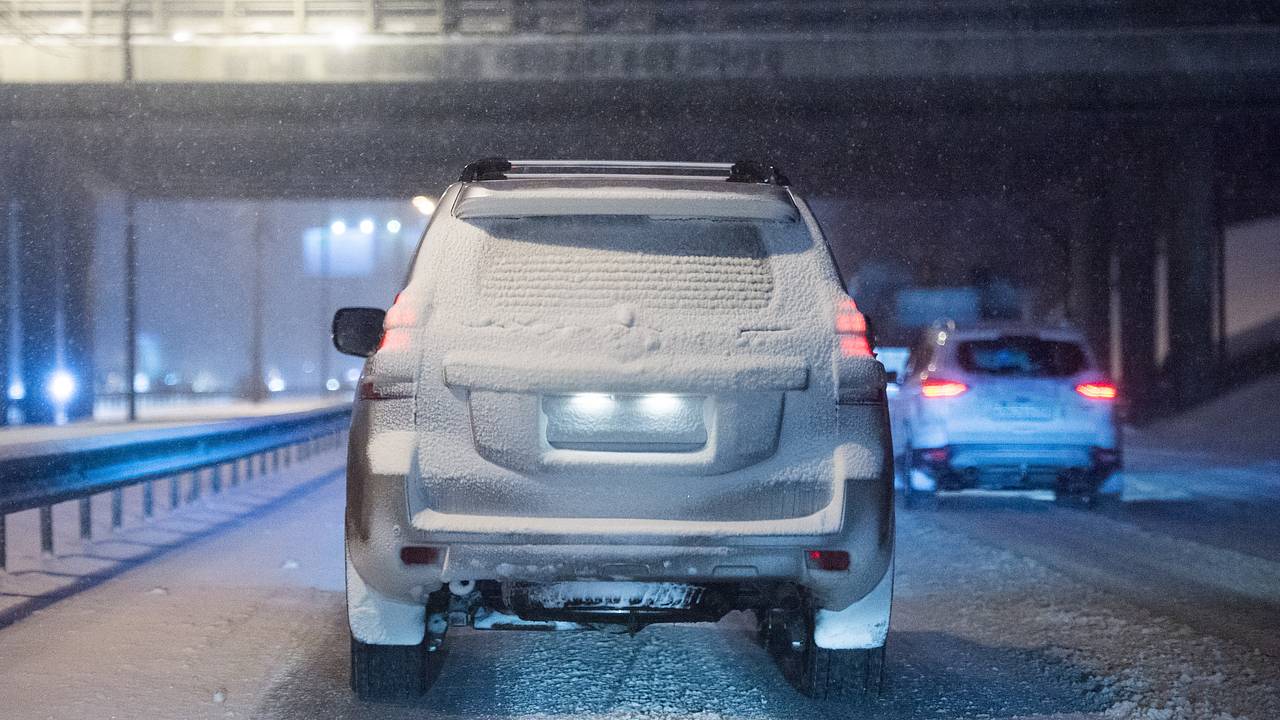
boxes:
[457,158,789,186]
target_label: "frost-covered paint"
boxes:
[344,176,894,644]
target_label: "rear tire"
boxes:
[350,635,435,701]
[768,606,885,702]
[800,642,886,701]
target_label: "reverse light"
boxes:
[921,378,968,398]
[806,550,851,572]
[1076,382,1118,400]
[835,296,872,358]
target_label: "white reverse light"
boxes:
[47,370,76,404]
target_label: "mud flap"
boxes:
[813,560,893,650]
[346,552,425,645]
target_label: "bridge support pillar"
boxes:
[1,148,96,425]
[1164,126,1220,409]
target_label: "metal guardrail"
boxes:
[0,405,351,571]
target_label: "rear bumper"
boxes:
[913,443,1121,491]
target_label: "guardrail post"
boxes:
[0,515,7,571]
[79,498,92,539]
[111,489,124,529]
[284,445,292,467]
[39,506,54,556]
[230,460,241,487]
[143,481,154,518]
[189,469,202,502]
[272,449,281,473]
[211,464,222,494]
[259,452,268,476]
[170,475,181,508]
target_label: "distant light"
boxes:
[267,376,286,393]
[358,218,375,234]
[332,27,361,49]
[570,393,613,413]
[6,380,25,401]
[386,219,402,233]
[344,368,360,383]
[47,370,76,404]
[330,220,347,235]
[133,373,151,393]
[325,378,341,392]
[411,196,436,217]
[171,30,194,42]
[163,372,179,387]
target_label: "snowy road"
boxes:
[1,442,1278,719]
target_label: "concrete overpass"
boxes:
[3,1,1280,423]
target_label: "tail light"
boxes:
[921,378,968,398]
[836,296,872,358]
[806,550,851,572]
[1075,382,1118,400]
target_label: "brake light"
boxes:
[806,550,851,572]
[1076,382,1118,400]
[836,296,872,358]
[921,378,968,398]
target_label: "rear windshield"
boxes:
[956,336,1088,377]
[473,216,775,311]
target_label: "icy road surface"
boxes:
[1,442,1278,719]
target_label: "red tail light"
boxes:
[836,296,872,358]
[921,378,968,398]
[806,550,851,572]
[1076,382,1118,400]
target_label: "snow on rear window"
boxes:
[475,216,773,310]
[957,336,1087,377]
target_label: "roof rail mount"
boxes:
[728,161,790,186]
[457,158,789,186]
[459,157,513,182]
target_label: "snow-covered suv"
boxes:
[332,160,895,702]
[890,322,1121,507]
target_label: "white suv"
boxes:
[332,160,894,703]
[890,322,1121,507]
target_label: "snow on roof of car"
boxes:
[452,178,799,222]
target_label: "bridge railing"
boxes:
[2,0,1275,39]
[0,404,351,571]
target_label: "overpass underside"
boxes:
[2,23,1279,423]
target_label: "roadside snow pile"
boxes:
[1136,372,1280,460]
[896,515,1280,720]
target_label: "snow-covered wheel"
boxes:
[350,635,436,701]
[799,642,885,701]
[897,444,936,510]
[767,607,885,702]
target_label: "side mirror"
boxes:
[332,307,386,357]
